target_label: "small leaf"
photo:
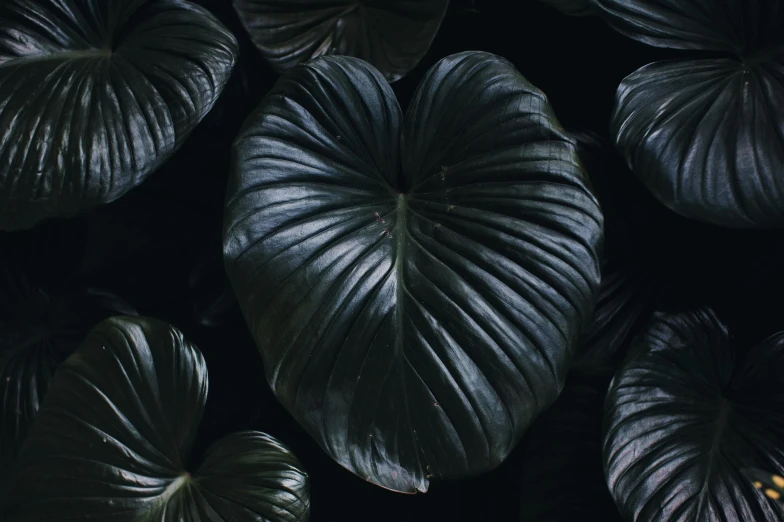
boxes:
[0,0,238,230]
[0,274,136,491]
[232,0,448,81]
[5,316,310,522]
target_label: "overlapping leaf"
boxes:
[232,0,448,81]
[224,51,603,492]
[519,377,623,522]
[517,258,653,522]
[0,275,136,491]
[572,258,655,375]
[603,309,784,521]
[598,0,784,227]
[5,316,310,522]
[595,0,784,52]
[0,0,238,230]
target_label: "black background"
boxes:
[3,1,784,520]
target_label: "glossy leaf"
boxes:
[598,0,784,228]
[594,0,784,52]
[540,0,598,17]
[519,377,623,522]
[0,0,238,230]
[232,0,448,81]
[612,57,784,227]
[224,52,604,492]
[603,309,784,521]
[0,275,136,491]
[5,316,310,522]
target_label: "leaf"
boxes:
[0,0,238,231]
[0,274,136,492]
[5,316,310,522]
[232,0,448,82]
[224,51,604,493]
[518,259,654,521]
[603,309,784,522]
[612,57,784,227]
[518,377,624,522]
[596,0,784,228]
[571,258,655,375]
[539,0,598,17]
[594,0,784,52]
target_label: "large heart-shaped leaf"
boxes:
[0,0,238,231]
[224,51,604,493]
[598,0,784,228]
[0,274,136,491]
[4,316,310,522]
[603,309,784,521]
[232,0,448,81]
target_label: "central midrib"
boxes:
[694,398,731,517]
[393,193,426,488]
[152,473,191,515]
[394,194,408,356]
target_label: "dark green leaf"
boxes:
[597,1,784,228]
[0,0,238,230]
[5,316,310,522]
[612,57,784,227]
[595,0,784,53]
[518,259,653,522]
[0,275,136,492]
[603,309,784,521]
[224,51,604,492]
[519,377,623,522]
[539,0,598,17]
[232,0,448,81]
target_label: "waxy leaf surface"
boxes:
[0,277,136,491]
[600,0,784,227]
[224,51,603,492]
[6,316,310,522]
[604,309,784,521]
[232,0,448,81]
[0,0,238,230]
